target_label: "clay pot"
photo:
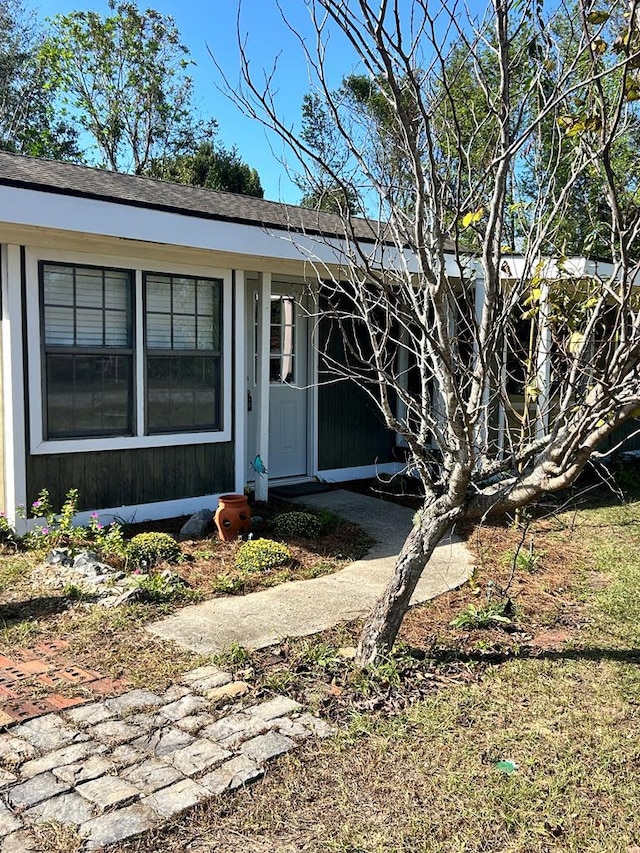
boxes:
[214,494,252,542]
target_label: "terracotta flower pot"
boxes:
[214,494,251,542]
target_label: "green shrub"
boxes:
[235,538,292,572]
[273,511,322,539]
[127,532,182,570]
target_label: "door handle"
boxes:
[247,391,253,412]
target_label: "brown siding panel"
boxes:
[26,442,234,511]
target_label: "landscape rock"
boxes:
[79,803,160,850]
[179,509,214,541]
[199,754,262,794]
[46,548,73,566]
[141,778,209,818]
[206,681,249,704]
[8,772,70,809]
[23,791,95,826]
[76,774,140,811]
[240,732,296,764]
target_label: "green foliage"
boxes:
[211,572,247,594]
[273,511,323,539]
[40,0,215,174]
[25,487,86,551]
[0,513,18,548]
[234,539,292,572]
[22,488,126,563]
[148,141,263,197]
[213,642,251,668]
[505,546,543,573]
[127,532,182,570]
[450,601,514,629]
[133,570,193,603]
[0,0,80,158]
[88,514,127,561]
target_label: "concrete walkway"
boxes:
[147,490,474,655]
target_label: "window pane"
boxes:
[173,279,195,314]
[75,269,103,308]
[173,316,196,350]
[76,308,104,346]
[196,280,214,315]
[105,274,129,310]
[146,276,171,312]
[197,316,214,351]
[105,310,130,347]
[43,266,74,305]
[147,313,172,349]
[46,354,132,438]
[147,355,220,433]
[44,306,75,346]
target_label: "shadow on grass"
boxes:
[429,645,640,667]
[0,595,75,626]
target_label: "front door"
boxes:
[268,285,308,478]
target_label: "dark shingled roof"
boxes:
[0,150,387,243]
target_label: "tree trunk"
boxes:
[356,514,454,665]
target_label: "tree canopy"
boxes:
[147,141,264,197]
[0,0,79,159]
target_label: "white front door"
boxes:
[268,285,308,478]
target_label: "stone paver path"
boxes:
[0,665,331,851]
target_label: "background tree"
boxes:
[40,0,215,175]
[0,0,79,158]
[147,141,264,197]
[226,0,640,664]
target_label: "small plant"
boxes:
[133,570,193,603]
[450,601,514,629]
[212,572,247,594]
[0,513,18,548]
[62,583,85,601]
[273,511,322,539]
[127,532,182,570]
[24,487,85,551]
[235,538,291,572]
[213,642,251,668]
[88,514,127,562]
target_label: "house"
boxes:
[0,151,409,527]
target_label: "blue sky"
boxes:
[30,0,359,203]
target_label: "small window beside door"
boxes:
[269,295,296,384]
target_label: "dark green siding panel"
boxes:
[318,377,396,470]
[317,311,395,471]
[26,442,235,511]
[600,420,640,454]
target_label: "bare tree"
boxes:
[221,0,640,664]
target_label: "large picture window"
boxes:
[41,263,134,439]
[145,274,223,433]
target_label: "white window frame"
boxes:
[26,247,233,455]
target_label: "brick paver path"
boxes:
[0,641,129,726]
[0,664,331,850]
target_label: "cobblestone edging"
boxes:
[0,666,332,851]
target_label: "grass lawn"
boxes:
[113,488,640,853]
